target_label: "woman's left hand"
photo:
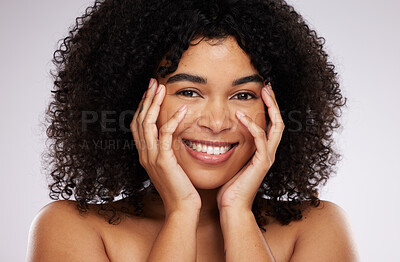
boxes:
[216,83,285,212]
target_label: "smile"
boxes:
[182,139,238,165]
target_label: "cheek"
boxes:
[242,104,267,148]
[254,111,267,131]
[245,102,267,130]
[156,98,194,138]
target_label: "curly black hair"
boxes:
[43,0,346,227]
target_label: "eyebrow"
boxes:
[166,73,264,86]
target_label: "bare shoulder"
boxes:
[297,200,356,233]
[290,200,360,262]
[30,200,100,223]
[292,199,349,225]
[27,200,110,262]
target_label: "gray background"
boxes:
[1,0,399,261]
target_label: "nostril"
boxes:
[196,111,233,133]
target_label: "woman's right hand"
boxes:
[130,78,201,217]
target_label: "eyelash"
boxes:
[176,89,257,100]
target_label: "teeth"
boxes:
[214,147,220,155]
[206,146,213,154]
[220,147,227,154]
[185,140,232,155]
[202,145,207,153]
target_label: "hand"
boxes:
[130,79,201,216]
[216,83,285,212]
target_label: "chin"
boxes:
[181,167,234,190]
[190,179,227,190]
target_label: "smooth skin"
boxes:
[27,37,360,262]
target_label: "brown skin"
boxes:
[27,37,360,261]
[27,199,359,261]
[156,36,265,190]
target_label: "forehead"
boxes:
[178,36,256,72]
[157,36,260,84]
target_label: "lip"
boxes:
[183,139,238,165]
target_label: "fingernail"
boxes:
[267,82,272,90]
[148,78,154,89]
[178,104,187,112]
[236,110,245,118]
[263,87,271,96]
[156,84,163,94]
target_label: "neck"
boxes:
[197,188,220,226]
[142,187,221,227]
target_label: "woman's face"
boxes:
[157,36,266,189]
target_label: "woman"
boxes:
[27,0,359,261]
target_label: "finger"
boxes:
[132,79,152,124]
[261,86,285,155]
[131,91,146,151]
[158,105,187,159]
[143,84,166,159]
[134,78,157,163]
[132,91,146,129]
[236,110,269,169]
[264,83,279,109]
[131,78,154,163]
[230,111,270,192]
[137,79,158,144]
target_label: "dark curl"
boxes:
[43,0,346,227]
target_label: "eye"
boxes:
[176,89,201,97]
[232,92,257,100]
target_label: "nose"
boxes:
[196,99,233,133]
